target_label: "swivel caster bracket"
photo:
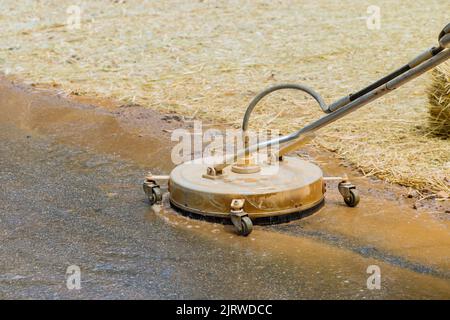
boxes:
[143,177,162,205]
[230,199,253,236]
[338,181,360,207]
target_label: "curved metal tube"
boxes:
[242,83,329,133]
[439,22,450,43]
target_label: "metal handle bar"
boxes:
[210,25,450,174]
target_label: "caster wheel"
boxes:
[148,186,162,205]
[343,189,360,207]
[143,181,162,205]
[237,216,253,236]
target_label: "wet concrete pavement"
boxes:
[0,78,449,299]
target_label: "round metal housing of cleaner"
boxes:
[146,23,450,234]
[169,156,325,225]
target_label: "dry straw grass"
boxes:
[0,0,448,195]
[428,62,450,136]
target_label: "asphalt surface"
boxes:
[0,79,449,299]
